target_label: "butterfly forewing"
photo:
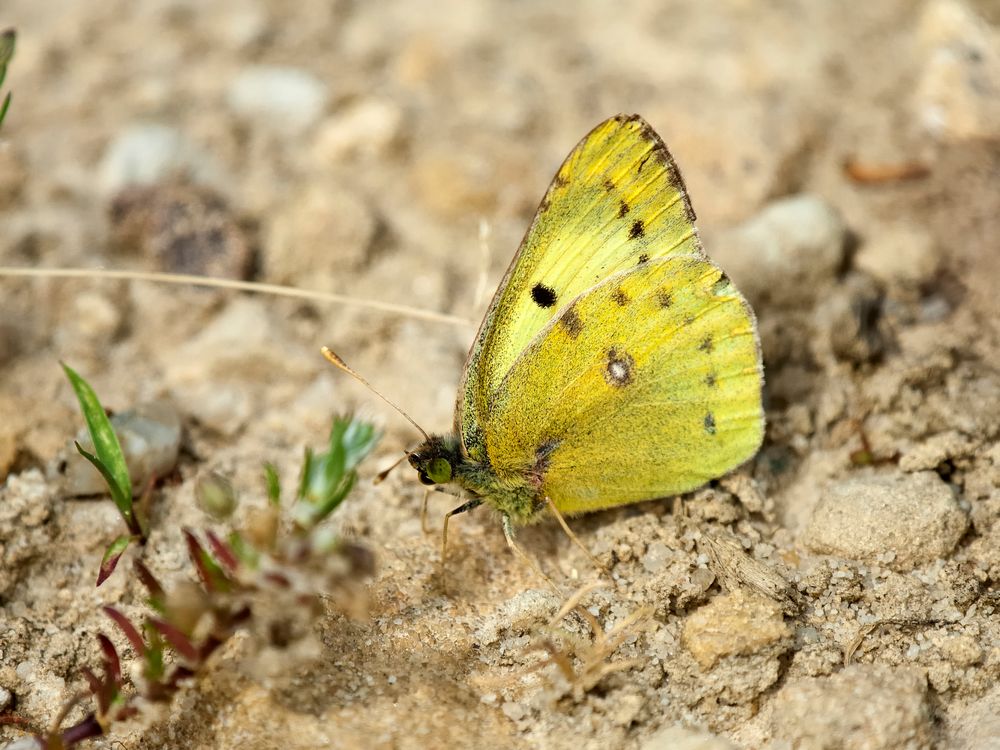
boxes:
[457,114,702,460]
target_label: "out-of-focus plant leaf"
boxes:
[62,363,137,535]
[96,535,132,587]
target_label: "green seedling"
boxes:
[27,415,379,749]
[62,363,148,585]
[0,29,15,129]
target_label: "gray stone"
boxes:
[63,401,182,496]
[99,124,218,195]
[772,664,932,750]
[803,472,968,571]
[711,195,848,309]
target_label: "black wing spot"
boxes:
[531,283,557,308]
[603,179,615,192]
[698,335,714,353]
[712,273,731,296]
[611,288,630,306]
[638,253,649,264]
[704,411,717,435]
[618,200,630,218]
[628,220,645,240]
[560,305,583,338]
[656,290,672,307]
[604,348,635,387]
[705,373,717,387]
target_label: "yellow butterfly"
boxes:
[333,114,764,552]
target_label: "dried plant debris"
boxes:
[701,532,802,616]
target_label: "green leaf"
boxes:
[62,363,135,532]
[294,416,379,529]
[0,29,14,130]
[263,463,281,506]
[97,534,132,586]
[0,29,15,71]
[228,530,259,568]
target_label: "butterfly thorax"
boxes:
[408,434,543,523]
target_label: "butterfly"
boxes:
[331,114,764,554]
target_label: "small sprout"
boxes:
[96,535,132,587]
[62,363,147,585]
[263,463,281,506]
[37,415,379,748]
[294,417,380,529]
[0,29,14,129]
[195,471,238,520]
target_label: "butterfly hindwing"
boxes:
[457,114,701,460]
[484,254,763,513]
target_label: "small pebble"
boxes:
[711,194,848,309]
[98,124,218,195]
[313,99,404,162]
[227,66,328,135]
[63,401,182,497]
[855,224,940,291]
[681,590,791,670]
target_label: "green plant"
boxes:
[0,29,15,129]
[62,364,149,585]
[26,413,378,749]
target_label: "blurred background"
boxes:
[1,1,999,748]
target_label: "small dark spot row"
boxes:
[704,411,716,435]
[629,219,645,240]
[611,288,630,306]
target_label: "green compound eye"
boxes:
[426,457,453,484]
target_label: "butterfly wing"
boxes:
[484,253,763,512]
[457,114,702,461]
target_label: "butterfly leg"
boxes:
[420,488,432,534]
[501,512,561,594]
[441,497,483,568]
[544,496,608,576]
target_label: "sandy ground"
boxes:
[1,1,1000,748]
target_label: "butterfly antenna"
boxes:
[321,347,430,441]
[373,451,411,484]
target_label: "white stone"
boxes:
[227,66,328,135]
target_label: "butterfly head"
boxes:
[407,435,461,486]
